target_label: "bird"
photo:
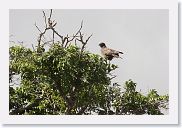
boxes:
[99,42,123,60]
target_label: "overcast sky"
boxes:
[9,9,169,95]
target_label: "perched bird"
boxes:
[99,42,123,60]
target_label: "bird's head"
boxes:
[99,42,106,48]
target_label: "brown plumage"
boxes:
[99,42,123,60]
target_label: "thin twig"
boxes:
[69,21,83,42]
[63,21,84,48]
[51,28,63,40]
[52,31,55,44]
[35,10,93,55]
[49,9,53,19]
[85,34,93,43]
[80,34,93,52]
[34,23,47,45]
[42,11,47,28]
[31,44,35,51]
[34,23,42,33]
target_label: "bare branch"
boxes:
[34,23,42,33]
[52,31,55,44]
[85,34,93,43]
[49,9,53,19]
[34,23,48,46]
[62,21,84,48]
[31,44,35,51]
[42,11,47,28]
[77,33,93,54]
[68,21,83,42]
[37,27,50,46]
[64,34,70,47]
[35,10,56,47]
[51,28,63,40]
[74,38,77,46]
[35,10,92,52]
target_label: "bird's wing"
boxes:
[101,48,123,58]
[102,48,114,55]
[109,48,118,53]
[110,48,123,54]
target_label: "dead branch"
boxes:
[42,11,47,28]
[49,9,53,19]
[50,28,63,40]
[64,21,83,48]
[68,21,83,41]
[35,9,92,54]
[31,44,35,51]
[34,23,42,33]
[76,32,93,54]
[35,22,50,47]
[52,31,55,44]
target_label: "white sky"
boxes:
[9,9,169,95]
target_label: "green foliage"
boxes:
[9,43,169,115]
[9,10,169,115]
[9,43,114,115]
[108,80,168,115]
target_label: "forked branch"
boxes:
[35,9,93,54]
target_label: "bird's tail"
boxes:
[119,51,124,54]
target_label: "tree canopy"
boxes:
[9,10,168,115]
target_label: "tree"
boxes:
[109,80,169,115]
[9,10,168,115]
